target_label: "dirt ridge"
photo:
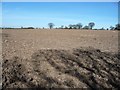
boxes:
[2,48,120,89]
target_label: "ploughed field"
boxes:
[2,29,120,89]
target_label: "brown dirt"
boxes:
[2,29,120,89]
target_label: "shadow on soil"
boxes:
[2,47,120,89]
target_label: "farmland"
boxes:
[2,29,120,88]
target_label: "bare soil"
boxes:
[2,29,120,89]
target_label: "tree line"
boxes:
[48,22,120,30]
[1,22,120,30]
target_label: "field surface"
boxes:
[2,29,120,88]
[2,29,118,59]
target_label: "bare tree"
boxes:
[65,26,68,29]
[48,23,55,29]
[72,25,77,29]
[83,25,89,29]
[115,24,120,30]
[88,22,95,29]
[110,26,115,30]
[69,24,79,29]
[69,24,73,29]
[76,23,82,29]
[60,25,64,29]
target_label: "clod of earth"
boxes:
[2,48,120,89]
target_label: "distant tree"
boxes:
[72,25,77,29]
[93,29,98,30]
[27,27,34,29]
[65,26,68,29]
[21,26,23,29]
[101,27,105,30]
[88,22,95,29]
[48,23,55,29]
[68,24,78,29]
[99,27,105,30]
[76,23,82,29]
[60,25,64,29]
[115,24,120,30]
[83,25,89,30]
[109,26,115,30]
[69,24,73,29]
